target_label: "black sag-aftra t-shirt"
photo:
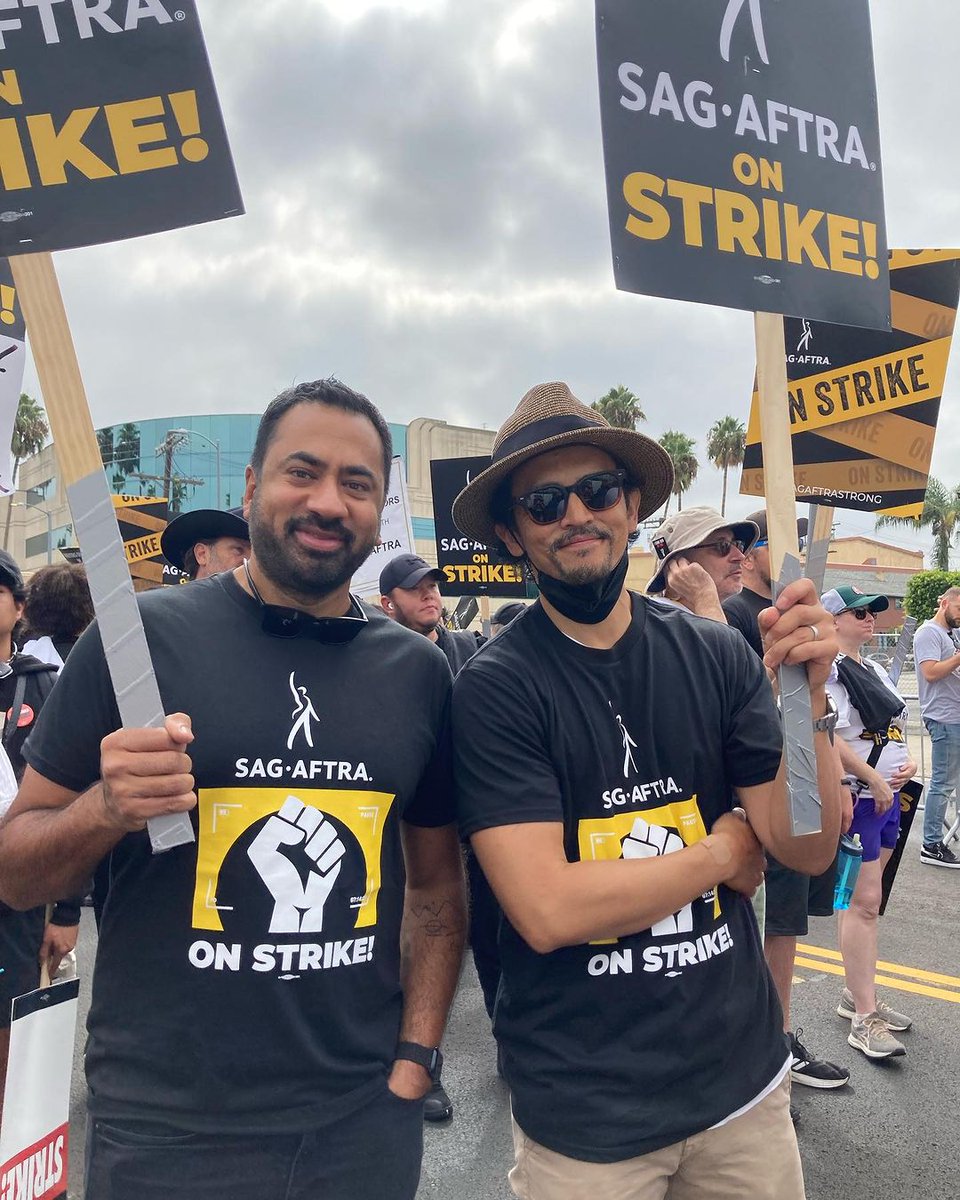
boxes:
[23,573,454,1134]
[452,595,786,1163]
[722,587,769,658]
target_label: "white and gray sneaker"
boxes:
[837,989,912,1032]
[848,1012,906,1059]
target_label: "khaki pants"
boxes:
[508,1075,804,1200]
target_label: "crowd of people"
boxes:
[0,377,956,1199]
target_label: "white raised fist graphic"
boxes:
[621,816,693,937]
[247,796,346,933]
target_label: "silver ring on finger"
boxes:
[807,624,820,642]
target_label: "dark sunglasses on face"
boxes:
[841,607,873,621]
[691,538,748,558]
[511,470,630,526]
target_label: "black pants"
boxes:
[85,1081,424,1200]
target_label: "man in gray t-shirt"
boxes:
[913,586,960,866]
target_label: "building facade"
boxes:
[0,415,924,629]
[0,413,492,577]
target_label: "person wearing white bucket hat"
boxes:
[646,506,759,621]
[451,381,843,1199]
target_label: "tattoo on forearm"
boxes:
[411,899,463,937]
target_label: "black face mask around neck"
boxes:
[534,550,629,625]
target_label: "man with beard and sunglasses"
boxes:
[0,379,466,1200]
[450,382,843,1199]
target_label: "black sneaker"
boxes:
[789,1029,850,1089]
[920,841,960,869]
[423,1078,453,1122]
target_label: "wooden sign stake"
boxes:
[479,594,491,640]
[754,310,821,836]
[11,252,193,852]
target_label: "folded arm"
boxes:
[470,813,763,955]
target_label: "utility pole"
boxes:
[155,430,192,512]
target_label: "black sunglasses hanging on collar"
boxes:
[242,560,368,644]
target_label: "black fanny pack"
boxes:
[836,655,904,768]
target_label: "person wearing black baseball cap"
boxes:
[491,602,525,635]
[160,506,250,581]
[379,550,486,1124]
[379,553,482,678]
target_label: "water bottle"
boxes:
[833,834,863,911]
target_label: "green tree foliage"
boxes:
[592,385,646,430]
[904,570,960,622]
[97,426,114,468]
[705,415,746,517]
[2,392,49,550]
[114,422,141,487]
[659,430,698,515]
[877,478,960,571]
[10,392,47,466]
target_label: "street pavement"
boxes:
[65,814,959,1199]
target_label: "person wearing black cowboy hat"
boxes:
[450,381,844,1197]
[160,506,251,581]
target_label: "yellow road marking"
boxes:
[793,956,960,1004]
[797,942,960,990]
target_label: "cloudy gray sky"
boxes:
[23,0,960,561]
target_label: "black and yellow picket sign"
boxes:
[112,493,168,584]
[741,250,960,516]
[429,456,528,599]
[0,0,242,254]
[596,0,889,330]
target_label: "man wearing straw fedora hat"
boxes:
[451,381,843,1198]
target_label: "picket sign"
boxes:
[0,976,79,1200]
[10,252,193,852]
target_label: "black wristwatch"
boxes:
[395,1041,443,1083]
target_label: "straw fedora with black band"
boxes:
[452,382,674,549]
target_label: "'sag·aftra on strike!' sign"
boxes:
[430,456,527,599]
[596,0,890,331]
[0,0,242,253]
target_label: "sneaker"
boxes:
[423,1078,453,1122]
[837,989,912,1032]
[920,841,960,868]
[789,1029,850,1089]
[848,1012,906,1059]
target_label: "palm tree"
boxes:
[659,431,698,516]
[97,426,114,468]
[114,422,141,490]
[706,416,746,517]
[592,385,646,430]
[876,477,960,570]
[2,392,49,550]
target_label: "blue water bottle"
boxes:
[833,834,863,911]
